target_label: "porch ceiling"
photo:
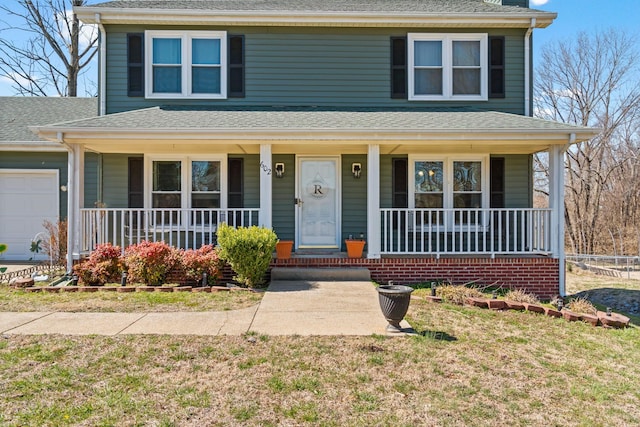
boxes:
[33,106,600,155]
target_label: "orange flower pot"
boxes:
[276,240,294,259]
[345,239,366,258]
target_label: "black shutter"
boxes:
[392,158,408,208]
[390,37,407,99]
[128,157,144,208]
[490,157,505,208]
[228,35,245,98]
[228,158,244,208]
[489,36,505,99]
[127,33,144,97]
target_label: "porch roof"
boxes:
[77,0,556,28]
[0,97,97,151]
[34,106,599,154]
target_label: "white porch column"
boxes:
[549,143,566,295]
[367,144,381,259]
[259,144,273,229]
[66,143,84,272]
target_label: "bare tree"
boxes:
[0,0,98,96]
[535,29,640,255]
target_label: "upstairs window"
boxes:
[408,33,487,101]
[145,31,227,99]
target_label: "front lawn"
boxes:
[0,286,262,312]
[1,288,638,426]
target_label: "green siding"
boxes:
[271,154,295,241]
[84,153,100,208]
[503,154,532,208]
[232,154,260,208]
[101,154,132,208]
[0,152,99,218]
[380,155,402,208]
[105,25,525,114]
[341,154,367,249]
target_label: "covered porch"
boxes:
[33,107,598,295]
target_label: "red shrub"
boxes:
[73,243,123,285]
[124,241,179,285]
[181,244,224,285]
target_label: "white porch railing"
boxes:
[81,208,260,254]
[380,208,552,256]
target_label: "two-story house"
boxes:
[33,0,598,298]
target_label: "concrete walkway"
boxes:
[0,280,412,336]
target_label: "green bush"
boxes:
[216,224,277,287]
[124,241,179,285]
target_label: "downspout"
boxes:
[96,13,106,116]
[558,133,576,297]
[524,18,536,117]
[59,132,75,273]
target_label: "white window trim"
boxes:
[145,30,227,99]
[409,155,490,231]
[408,33,488,101]
[145,154,228,212]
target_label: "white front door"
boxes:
[296,157,340,248]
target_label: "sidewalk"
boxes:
[0,280,412,336]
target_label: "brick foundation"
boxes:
[266,256,560,300]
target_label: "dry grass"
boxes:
[504,289,540,304]
[566,297,598,315]
[0,286,262,312]
[566,268,640,294]
[1,294,639,426]
[435,284,483,304]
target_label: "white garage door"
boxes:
[0,170,59,260]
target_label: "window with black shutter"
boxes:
[390,37,407,99]
[392,158,408,208]
[228,35,245,98]
[228,158,244,207]
[127,33,144,97]
[490,157,505,208]
[128,157,144,207]
[489,36,505,99]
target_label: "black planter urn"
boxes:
[376,284,414,332]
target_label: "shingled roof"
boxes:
[86,0,539,14]
[77,0,556,27]
[0,97,97,145]
[33,105,598,146]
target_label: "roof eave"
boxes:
[75,7,556,28]
[35,126,598,144]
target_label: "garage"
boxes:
[0,169,59,260]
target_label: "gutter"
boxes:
[96,13,106,116]
[75,8,557,28]
[524,18,536,117]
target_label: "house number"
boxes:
[260,161,272,175]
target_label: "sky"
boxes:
[0,0,639,97]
